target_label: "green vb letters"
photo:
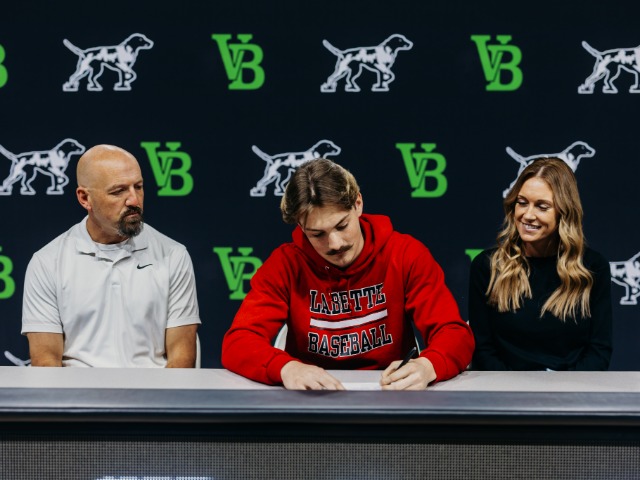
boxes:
[214,247,263,300]
[0,247,15,300]
[211,34,265,90]
[465,249,483,262]
[141,142,194,196]
[471,35,523,91]
[0,44,7,88]
[396,143,448,198]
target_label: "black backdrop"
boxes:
[1,0,638,369]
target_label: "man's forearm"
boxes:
[165,324,198,368]
[26,333,64,367]
[166,354,196,368]
[30,356,63,367]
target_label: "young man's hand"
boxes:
[281,361,346,390]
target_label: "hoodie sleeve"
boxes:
[403,239,475,382]
[221,246,298,385]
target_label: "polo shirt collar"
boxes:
[74,216,149,257]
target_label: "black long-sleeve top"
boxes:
[469,248,613,371]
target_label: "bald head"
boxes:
[77,144,139,189]
[75,144,145,244]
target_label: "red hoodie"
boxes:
[222,214,474,385]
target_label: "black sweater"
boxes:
[469,248,613,371]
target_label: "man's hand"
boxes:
[280,361,346,390]
[26,333,63,367]
[380,356,436,390]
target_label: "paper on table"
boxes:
[343,382,382,391]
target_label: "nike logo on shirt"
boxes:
[137,264,153,269]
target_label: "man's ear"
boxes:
[354,193,364,217]
[76,187,91,211]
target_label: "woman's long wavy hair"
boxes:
[487,157,593,321]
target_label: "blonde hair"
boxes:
[487,158,593,320]
[280,158,360,225]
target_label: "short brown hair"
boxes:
[280,158,360,224]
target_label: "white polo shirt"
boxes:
[21,217,201,367]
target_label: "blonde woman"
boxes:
[469,158,612,370]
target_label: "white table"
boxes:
[1,367,639,480]
[1,366,639,392]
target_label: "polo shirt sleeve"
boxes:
[166,246,201,328]
[21,253,63,334]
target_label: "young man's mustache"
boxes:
[327,245,352,256]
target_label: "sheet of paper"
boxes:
[343,382,382,391]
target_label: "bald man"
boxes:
[21,145,201,367]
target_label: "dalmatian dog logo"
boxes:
[0,138,86,195]
[578,41,640,94]
[249,140,341,197]
[4,351,30,367]
[62,33,154,92]
[502,141,596,198]
[610,252,640,305]
[320,34,413,92]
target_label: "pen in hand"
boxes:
[395,346,418,371]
